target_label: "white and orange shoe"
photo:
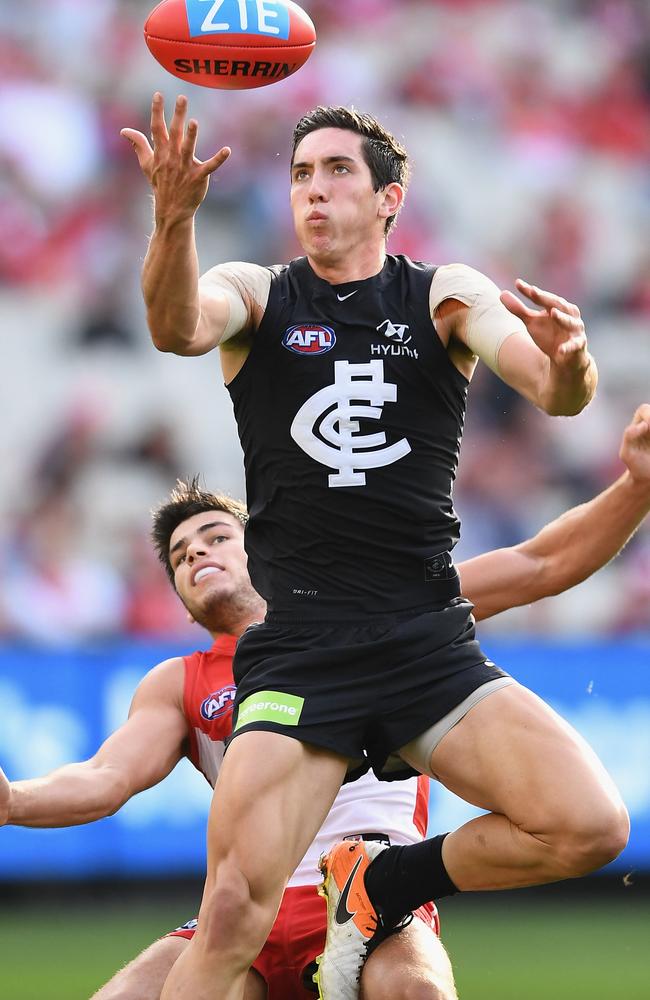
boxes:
[312,840,411,1000]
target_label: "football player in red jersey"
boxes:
[1,404,648,999]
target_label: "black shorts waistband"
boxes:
[264,597,465,627]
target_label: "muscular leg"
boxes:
[403,684,629,891]
[160,731,348,1000]
[360,920,456,1000]
[91,937,267,1000]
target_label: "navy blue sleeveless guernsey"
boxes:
[227,254,469,619]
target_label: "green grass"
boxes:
[0,902,186,999]
[441,896,650,1000]
[0,895,648,999]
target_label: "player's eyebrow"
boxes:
[292,155,357,171]
[169,520,233,558]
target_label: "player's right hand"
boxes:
[0,765,10,826]
[120,93,231,224]
[500,280,589,370]
[620,404,650,487]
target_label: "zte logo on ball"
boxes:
[185,0,291,40]
[282,325,336,355]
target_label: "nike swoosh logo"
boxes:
[336,290,358,301]
[335,855,364,925]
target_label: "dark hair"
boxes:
[291,106,410,234]
[152,476,248,585]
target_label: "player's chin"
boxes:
[298,224,331,247]
[190,578,230,606]
[305,234,337,259]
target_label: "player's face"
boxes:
[290,129,387,259]
[169,511,252,626]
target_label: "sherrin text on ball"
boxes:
[144,0,316,90]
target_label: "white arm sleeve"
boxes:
[429,263,527,375]
[201,261,272,342]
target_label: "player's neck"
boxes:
[206,600,267,640]
[307,244,386,285]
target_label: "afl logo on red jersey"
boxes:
[201,685,236,721]
[282,324,336,355]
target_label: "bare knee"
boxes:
[362,966,456,1000]
[550,801,630,877]
[360,927,457,1000]
[198,863,274,962]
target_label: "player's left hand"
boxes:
[500,279,589,369]
[619,404,650,487]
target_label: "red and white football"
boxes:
[144,0,316,90]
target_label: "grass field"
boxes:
[0,891,648,999]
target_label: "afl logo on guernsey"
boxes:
[282,324,336,355]
[200,685,236,721]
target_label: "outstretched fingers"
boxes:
[515,278,581,318]
[180,116,199,166]
[122,91,231,206]
[501,278,587,359]
[550,309,586,354]
[120,128,154,174]
[150,91,170,148]
[169,94,189,150]
[199,145,232,177]
[499,288,541,323]
[174,107,230,176]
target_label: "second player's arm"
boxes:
[0,658,188,828]
[459,405,650,622]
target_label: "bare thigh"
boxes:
[360,918,456,1000]
[424,683,625,831]
[90,936,267,1000]
[203,731,348,900]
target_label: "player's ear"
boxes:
[378,182,404,222]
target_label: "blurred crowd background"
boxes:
[1,0,649,645]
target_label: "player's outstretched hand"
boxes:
[500,279,589,369]
[620,404,650,486]
[0,765,10,826]
[120,92,231,223]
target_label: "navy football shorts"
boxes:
[228,598,510,781]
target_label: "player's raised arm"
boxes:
[432,265,597,416]
[0,658,188,828]
[121,93,236,356]
[458,404,650,622]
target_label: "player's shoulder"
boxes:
[429,261,502,311]
[201,261,273,303]
[133,655,186,704]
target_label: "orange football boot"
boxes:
[312,839,400,1000]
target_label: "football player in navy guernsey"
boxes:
[122,94,627,1000]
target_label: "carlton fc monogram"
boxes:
[290,360,411,487]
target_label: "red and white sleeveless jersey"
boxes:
[183,636,238,785]
[183,637,429,887]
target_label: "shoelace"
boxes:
[363,909,414,959]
